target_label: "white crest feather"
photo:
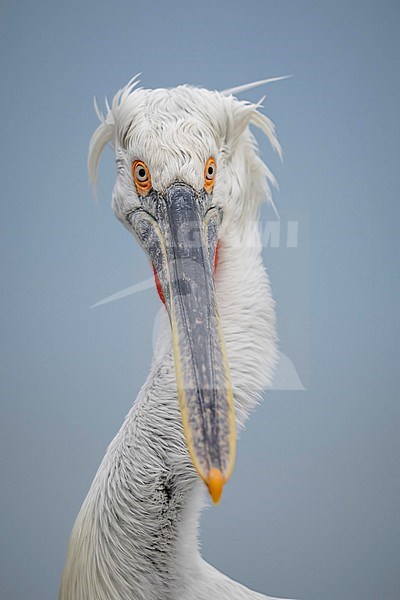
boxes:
[221,75,291,96]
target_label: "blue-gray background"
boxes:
[1,1,399,599]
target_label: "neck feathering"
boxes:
[60,133,277,600]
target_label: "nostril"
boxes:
[213,241,220,272]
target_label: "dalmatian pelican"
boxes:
[59,75,291,600]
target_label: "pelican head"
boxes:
[88,77,280,503]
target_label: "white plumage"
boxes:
[60,76,290,600]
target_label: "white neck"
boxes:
[60,216,277,600]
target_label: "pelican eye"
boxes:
[132,160,152,194]
[204,157,217,193]
[206,164,215,179]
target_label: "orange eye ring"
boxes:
[132,160,152,194]
[204,157,217,193]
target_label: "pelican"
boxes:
[60,75,289,600]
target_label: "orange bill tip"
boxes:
[206,468,225,504]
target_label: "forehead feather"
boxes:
[116,86,227,153]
